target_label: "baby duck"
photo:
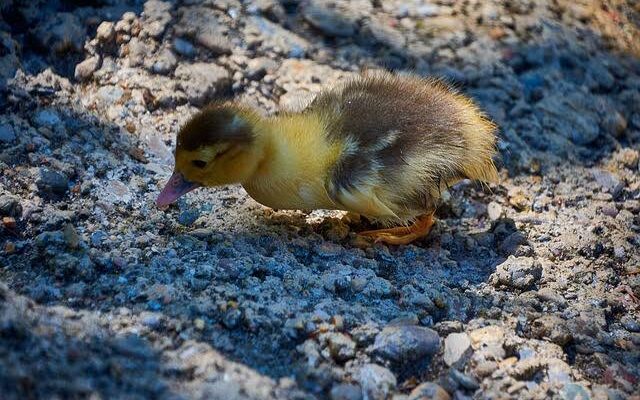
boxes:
[157,71,498,245]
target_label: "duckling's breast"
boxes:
[242,114,342,211]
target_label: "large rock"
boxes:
[443,332,472,368]
[36,168,69,198]
[302,0,360,37]
[175,7,232,54]
[371,324,440,363]
[245,16,310,58]
[174,63,230,106]
[141,0,172,39]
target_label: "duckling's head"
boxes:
[157,103,264,207]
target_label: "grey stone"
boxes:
[363,16,406,51]
[490,256,542,290]
[592,169,624,198]
[140,312,162,328]
[487,202,503,221]
[178,208,200,226]
[620,315,640,332]
[141,1,172,38]
[372,324,440,363]
[356,364,396,400]
[302,0,359,37]
[196,31,232,55]
[176,7,231,55]
[35,230,66,248]
[148,49,177,75]
[351,323,380,346]
[246,16,309,58]
[443,332,472,369]
[74,56,101,81]
[414,5,440,17]
[173,38,196,57]
[174,63,230,106]
[96,21,115,43]
[36,168,69,197]
[127,38,151,67]
[498,231,527,255]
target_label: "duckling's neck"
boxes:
[242,112,341,209]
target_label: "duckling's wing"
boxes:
[316,71,497,218]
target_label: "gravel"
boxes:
[1,0,639,399]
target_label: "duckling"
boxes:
[157,71,498,245]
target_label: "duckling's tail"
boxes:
[457,98,499,184]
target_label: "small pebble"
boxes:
[487,201,503,220]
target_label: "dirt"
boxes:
[0,0,639,399]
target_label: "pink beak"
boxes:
[156,171,200,207]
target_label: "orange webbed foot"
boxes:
[359,213,435,245]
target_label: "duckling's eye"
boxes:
[191,160,207,169]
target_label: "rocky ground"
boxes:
[1,0,639,399]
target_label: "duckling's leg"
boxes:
[359,213,435,245]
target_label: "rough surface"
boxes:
[1,0,639,399]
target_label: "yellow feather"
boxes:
[242,113,342,210]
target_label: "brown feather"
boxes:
[306,71,498,222]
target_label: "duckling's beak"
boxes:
[156,171,200,207]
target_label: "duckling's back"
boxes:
[308,71,498,222]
